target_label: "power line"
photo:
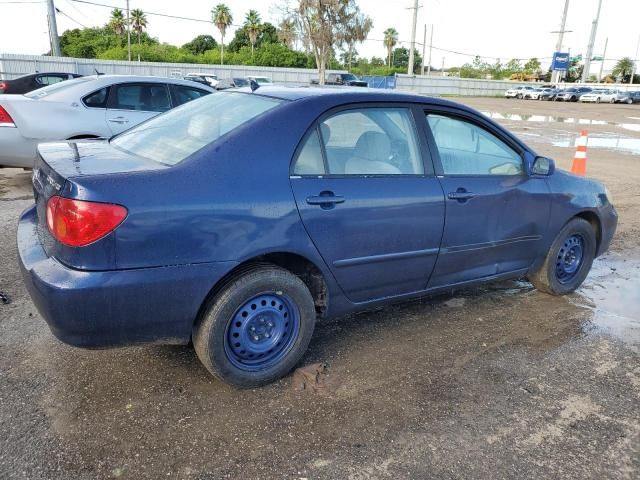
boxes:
[56,7,87,28]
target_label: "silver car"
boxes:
[579,89,619,103]
[0,75,214,168]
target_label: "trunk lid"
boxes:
[32,140,169,262]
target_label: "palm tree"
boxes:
[383,28,398,68]
[212,3,233,65]
[277,17,296,49]
[344,13,373,69]
[130,9,148,48]
[109,8,125,46]
[245,9,262,58]
[613,57,635,82]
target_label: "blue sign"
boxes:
[552,52,570,71]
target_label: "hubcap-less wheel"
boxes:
[225,293,300,371]
[555,234,584,284]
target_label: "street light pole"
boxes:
[427,24,433,76]
[551,0,570,83]
[598,37,608,83]
[420,24,426,75]
[582,0,603,83]
[407,0,419,75]
[46,0,61,57]
[126,0,131,62]
[630,34,640,85]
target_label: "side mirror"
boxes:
[532,156,555,176]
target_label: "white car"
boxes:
[505,86,535,99]
[579,89,619,103]
[0,75,214,168]
[525,87,555,100]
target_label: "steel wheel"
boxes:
[555,234,585,284]
[224,293,301,371]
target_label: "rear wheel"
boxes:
[529,218,596,295]
[193,266,316,387]
[627,98,633,104]
[596,97,601,103]
[609,97,615,104]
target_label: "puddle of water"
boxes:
[575,251,640,348]
[552,136,640,155]
[482,111,640,133]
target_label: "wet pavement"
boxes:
[1,99,639,479]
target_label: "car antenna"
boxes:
[249,79,260,92]
[94,68,103,76]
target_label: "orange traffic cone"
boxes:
[571,129,588,176]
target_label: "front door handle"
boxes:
[108,117,129,124]
[306,191,345,209]
[447,189,476,201]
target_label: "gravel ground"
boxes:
[0,98,638,480]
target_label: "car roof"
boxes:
[233,85,468,109]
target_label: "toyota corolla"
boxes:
[18,87,617,387]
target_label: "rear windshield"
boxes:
[24,76,94,99]
[110,91,283,165]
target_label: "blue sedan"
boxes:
[18,87,617,387]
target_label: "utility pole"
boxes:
[46,0,61,57]
[551,0,570,84]
[427,25,434,76]
[631,34,640,85]
[441,56,445,76]
[421,24,426,75]
[126,0,131,62]
[582,0,603,83]
[408,0,419,75]
[598,37,608,82]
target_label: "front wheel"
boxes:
[529,218,596,295]
[193,265,316,387]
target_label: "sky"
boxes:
[0,0,638,72]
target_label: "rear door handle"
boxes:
[108,117,129,124]
[306,192,345,208]
[447,191,476,201]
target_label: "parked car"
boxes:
[504,86,535,99]
[18,87,617,387]
[0,75,214,168]
[554,87,592,102]
[614,91,640,104]
[524,87,557,100]
[0,72,82,95]
[184,73,218,88]
[540,88,560,101]
[216,77,251,90]
[579,89,619,103]
[311,73,368,87]
[247,76,272,85]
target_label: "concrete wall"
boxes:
[1,54,637,95]
[395,73,639,96]
[0,53,346,85]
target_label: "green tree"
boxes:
[343,11,372,69]
[212,3,233,65]
[244,9,262,57]
[277,17,297,49]
[109,8,126,46]
[130,9,148,48]
[228,22,277,52]
[383,27,398,68]
[181,35,217,55]
[524,57,541,74]
[392,47,421,72]
[613,57,635,82]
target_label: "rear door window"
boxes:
[108,83,171,112]
[35,74,67,86]
[170,85,211,106]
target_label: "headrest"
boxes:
[354,131,390,162]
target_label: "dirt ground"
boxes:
[0,98,639,480]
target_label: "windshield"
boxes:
[25,76,93,99]
[343,74,357,81]
[111,92,283,165]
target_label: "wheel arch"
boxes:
[66,134,102,140]
[574,210,602,254]
[194,251,330,330]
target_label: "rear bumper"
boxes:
[0,128,37,167]
[18,206,237,348]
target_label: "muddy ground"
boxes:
[0,98,638,479]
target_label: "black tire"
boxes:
[193,265,316,388]
[529,218,596,295]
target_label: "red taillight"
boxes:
[0,82,6,92]
[0,105,14,126]
[46,196,127,247]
